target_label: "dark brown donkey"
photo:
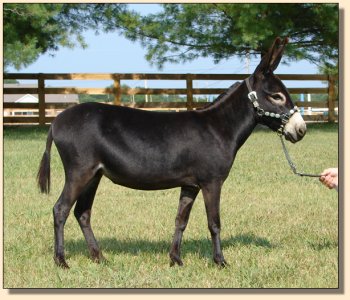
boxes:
[38,37,306,268]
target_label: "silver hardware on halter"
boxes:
[281,114,290,124]
[248,91,258,102]
[277,126,284,136]
[256,107,265,116]
[245,78,320,178]
[245,77,299,136]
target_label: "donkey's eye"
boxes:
[267,92,286,105]
[271,94,282,100]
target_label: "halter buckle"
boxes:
[248,91,258,102]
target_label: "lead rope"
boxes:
[279,135,321,178]
[245,77,321,178]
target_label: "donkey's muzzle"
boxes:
[283,112,307,143]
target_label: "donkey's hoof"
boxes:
[91,250,106,264]
[93,255,107,265]
[214,258,229,268]
[54,256,70,269]
[218,260,229,268]
[169,254,184,267]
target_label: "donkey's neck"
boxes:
[201,82,257,152]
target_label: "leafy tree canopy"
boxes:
[117,3,338,72]
[4,3,338,74]
[4,3,126,70]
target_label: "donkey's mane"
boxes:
[198,81,241,110]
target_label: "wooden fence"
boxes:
[3,73,338,125]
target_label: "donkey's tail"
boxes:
[37,126,53,194]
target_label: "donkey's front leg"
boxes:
[202,181,228,267]
[169,185,200,266]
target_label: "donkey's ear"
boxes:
[253,37,287,75]
[269,37,288,71]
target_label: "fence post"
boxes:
[38,74,46,126]
[186,74,193,111]
[327,75,336,123]
[113,74,121,105]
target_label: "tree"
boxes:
[4,3,338,74]
[4,3,126,70]
[116,3,338,72]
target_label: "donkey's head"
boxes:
[246,37,306,143]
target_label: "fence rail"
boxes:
[3,73,338,125]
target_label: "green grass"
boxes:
[3,124,338,288]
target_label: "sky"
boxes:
[7,4,326,90]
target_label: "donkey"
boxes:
[38,37,306,268]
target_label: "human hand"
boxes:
[319,168,338,190]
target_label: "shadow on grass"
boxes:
[308,240,338,251]
[65,232,274,261]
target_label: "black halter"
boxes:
[245,77,321,178]
[245,77,298,136]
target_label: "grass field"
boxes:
[3,123,338,289]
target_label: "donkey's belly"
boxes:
[100,161,196,191]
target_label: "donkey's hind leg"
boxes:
[53,168,98,269]
[53,185,79,269]
[74,174,104,263]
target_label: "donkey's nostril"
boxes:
[297,125,306,137]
